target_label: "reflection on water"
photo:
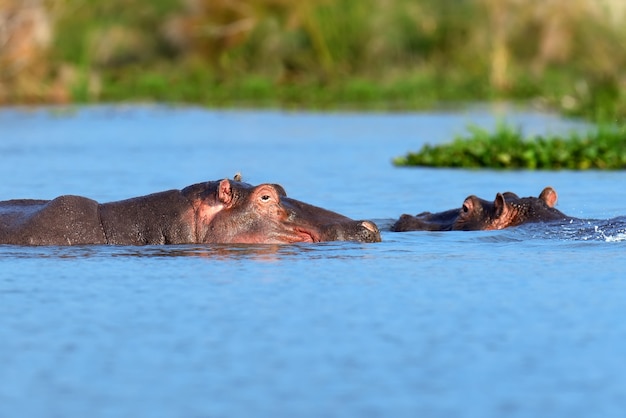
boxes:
[111,244,291,261]
[0,241,380,261]
[108,242,378,261]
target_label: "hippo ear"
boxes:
[494,193,506,218]
[539,187,558,207]
[272,184,287,197]
[218,179,233,206]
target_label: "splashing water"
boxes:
[557,217,626,242]
[595,225,626,242]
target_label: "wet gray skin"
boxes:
[392,187,571,232]
[0,178,381,245]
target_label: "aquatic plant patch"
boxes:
[393,124,626,169]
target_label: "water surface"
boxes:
[1,106,625,418]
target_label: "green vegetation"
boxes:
[2,0,626,170]
[393,124,626,169]
[1,0,625,122]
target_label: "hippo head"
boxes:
[452,186,566,230]
[182,179,380,244]
[391,186,570,232]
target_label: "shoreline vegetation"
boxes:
[1,0,625,168]
[393,124,626,170]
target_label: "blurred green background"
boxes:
[1,0,625,120]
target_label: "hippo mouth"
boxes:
[293,227,320,243]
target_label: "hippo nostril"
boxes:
[360,221,379,233]
[358,220,381,243]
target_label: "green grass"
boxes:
[393,123,626,170]
[4,0,626,123]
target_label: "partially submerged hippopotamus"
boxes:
[392,186,571,231]
[0,178,381,245]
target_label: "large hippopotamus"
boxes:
[392,186,571,231]
[0,177,381,245]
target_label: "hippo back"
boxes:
[0,196,106,245]
[98,190,197,245]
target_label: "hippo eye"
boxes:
[462,204,469,213]
[260,194,272,202]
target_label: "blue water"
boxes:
[1,106,626,418]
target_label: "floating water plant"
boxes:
[393,123,626,170]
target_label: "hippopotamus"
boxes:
[0,177,381,245]
[392,186,571,231]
